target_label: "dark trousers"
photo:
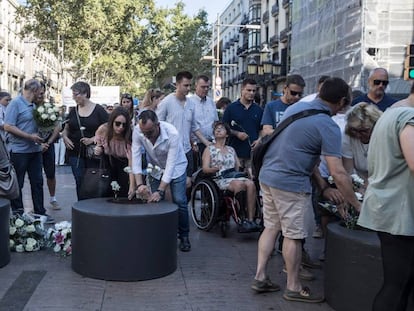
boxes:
[373,231,414,311]
[10,152,45,215]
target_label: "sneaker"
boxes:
[283,286,324,303]
[251,277,281,293]
[238,220,259,233]
[50,200,61,210]
[312,225,323,239]
[302,250,322,269]
[283,265,315,281]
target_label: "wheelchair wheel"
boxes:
[190,179,220,231]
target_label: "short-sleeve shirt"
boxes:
[259,99,340,194]
[358,107,414,236]
[222,99,263,159]
[352,93,397,112]
[156,93,199,153]
[341,132,368,178]
[261,99,290,128]
[66,104,108,157]
[4,95,41,153]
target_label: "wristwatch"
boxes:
[156,189,165,199]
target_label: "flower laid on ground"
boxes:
[111,181,121,199]
[320,174,365,229]
[45,221,72,256]
[9,213,45,252]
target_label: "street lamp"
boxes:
[210,14,261,101]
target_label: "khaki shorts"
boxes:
[260,182,311,240]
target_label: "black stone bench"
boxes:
[0,198,10,268]
[72,198,178,281]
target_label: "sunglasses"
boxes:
[288,88,303,97]
[114,121,126,128]
[121,93,133,100]
[373,80,389,86]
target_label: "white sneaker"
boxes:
[50,200,61,210]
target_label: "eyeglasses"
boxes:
[288,88,303,97]
[114,121,126,128]
[348,127,371,135]
[373,80,389,86]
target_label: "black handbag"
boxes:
[78,156,111,200]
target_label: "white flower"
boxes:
[154,165,161,172]
[355,192,363,201]
[147,163,153,169]
[37,106,45,113]
[231,120,237,126]
[50,114,57,121]
[111,181,120,191]
[47,108,54,114]
[41,113,48,120]
[9,226,16,235]
[44,103,51,108]
[54,106,60,112]
[25,244,34,252]
[146,168,152,174]
[9,239,15,248]
[123,166,132,173]
[15,218,24,228]
[351,174,364,187]
[55,221,71,231]
[15,244,24,252]
[53,244,62,253]
[25,224,36,233]
[26,237,37,247]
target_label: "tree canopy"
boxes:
[16,0,212,96]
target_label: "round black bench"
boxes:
[0,198,10,268]
[72,198,178,281]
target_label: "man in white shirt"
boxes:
[190,75,218,165]
[132,110,191,252]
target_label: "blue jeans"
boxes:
[10,152,45,215]
[149,172,189,239]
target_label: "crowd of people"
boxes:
[1,67,414,309]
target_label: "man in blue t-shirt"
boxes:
[261,74,306,136]
[251,78,361,303]
[223,78,263,174]
[352,68,397,111]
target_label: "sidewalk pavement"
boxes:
[0,166,334,311]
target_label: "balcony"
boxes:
[282,0,290,9]
[280,28,289,43]
[224,42,231,50]
[269,35,279,48]
[233,34,239,43]
[237,42,249,57]
[271,4,279,16]
[262,10,269,24]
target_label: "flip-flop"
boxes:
[283,286,324,303]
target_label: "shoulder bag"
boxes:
[78,155,111,200]
[251,109,331,178]
[0,137,20,200]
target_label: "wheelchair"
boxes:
[190,169,263,237]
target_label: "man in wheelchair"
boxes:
[201,121,260,233]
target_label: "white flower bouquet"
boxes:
[9,213,45,252]
[111,181,121,199]
[45,221,72,256]
[33,102,62,138]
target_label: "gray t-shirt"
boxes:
[259,99,341,193]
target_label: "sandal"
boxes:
[283,286,324,303]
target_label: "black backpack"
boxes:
[251,109,331,178]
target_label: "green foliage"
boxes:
[16,0,212,95]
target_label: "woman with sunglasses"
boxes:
[95,107,135,198]
[343,102,382,184]
[120,93,134,122]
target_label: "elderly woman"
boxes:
[202,121,259,233]
[342,102,383,185]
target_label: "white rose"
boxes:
[9,239,15,248]
[37,106,45,113]
[146,168,152,174]
[50,114,57,121]
[53,244,61,253]
[41,113,48,120]
[15,244,24,252]
[26,237,37,247]
[47,108,54,114]
[25,244,34,252]
[44,103,51,108]
[123,166,132,173]
[9,226,16,235]
[154,165,161,172]
[54,106,60,112]
[15,218,24,228]
[147,163,153,169]
[55,221,71,231]
[25,225,36,233]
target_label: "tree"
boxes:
[16,0,212,95]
